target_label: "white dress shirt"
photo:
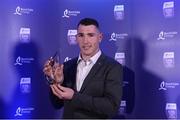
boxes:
[76,50,101,92]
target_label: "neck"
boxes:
[82,55,91,61]
[81,49,99,61]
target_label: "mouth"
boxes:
[82,45,91,50]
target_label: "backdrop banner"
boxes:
[0,0,179,119]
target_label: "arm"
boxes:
[48,59,123,117]
[49,87,64,109]
[43,59,64,109]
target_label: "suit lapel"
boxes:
[71,58,78,90]
[65,58,78,90]
[79,54,105,93]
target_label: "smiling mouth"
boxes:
[83,46,91,50]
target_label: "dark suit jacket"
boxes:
[50,53,123,119]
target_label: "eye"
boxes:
[88,33,95,37]
[77,33,83,37]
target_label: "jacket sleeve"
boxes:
[49,88,64,109]
[70,63,123,118]
[49,59,76,109]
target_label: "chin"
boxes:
[83,53,91,56]
[82,52,92,56]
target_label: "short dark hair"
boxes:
[77,18,99,29]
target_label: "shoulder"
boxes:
[63,57,78,67]
[101,54,122,67]
[100,54,123,79]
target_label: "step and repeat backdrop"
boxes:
[0,0,180,119]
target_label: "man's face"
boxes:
[76,24,102,58]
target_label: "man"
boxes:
[43,18,123,119]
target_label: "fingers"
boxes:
[54,64,64,83]
[57,84,66,91]
[44,59,52,68]
[56,85,68,99]
[50,85,58,96]
[43,59,64,81]
[56,85,74,100]
[50,84,63,99]
[51,84,74,100]
[60,64,64,70]
[54,64,61,72]
[43,60,53,75]
[54,64,63,70]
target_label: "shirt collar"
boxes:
[77,50,102,64]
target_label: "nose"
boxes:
[83,36,89,43]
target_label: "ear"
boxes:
[75,34,79,43]
[99,33,103,42]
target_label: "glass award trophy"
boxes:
[45,51,60,85]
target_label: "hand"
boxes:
[43,60,54,78]
[53,63,64,84]
[43,59,64,84]
[50,84,74,100]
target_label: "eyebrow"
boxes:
[77,32,95,34]
[77,33,98,36]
